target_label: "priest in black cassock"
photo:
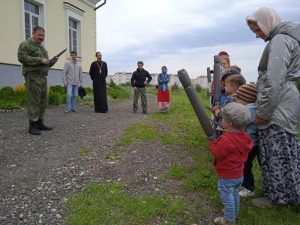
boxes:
[89,52,108,113]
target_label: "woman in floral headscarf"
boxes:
[246,7,300,206]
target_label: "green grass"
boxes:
[107,85,130,100]
[238,204,300,225]
[78,147,92,157]
[66,183,198,225]
[105,152,120,161]
[118,121,158,146]
[66,88,300,225]
[167,164,187,180]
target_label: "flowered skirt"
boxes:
[258,124,300,204]
[157,89,170,109]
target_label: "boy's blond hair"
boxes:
[230,65,242,73]
[225,74,246,89]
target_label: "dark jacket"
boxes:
[131,68,152,88]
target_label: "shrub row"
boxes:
[0,84,130,109]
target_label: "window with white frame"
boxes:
[69,18,78,53]
[24,1,40,39]
[64,2,84,57]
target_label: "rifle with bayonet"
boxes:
[49,48,67,67]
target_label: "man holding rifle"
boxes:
[18,26,61,135]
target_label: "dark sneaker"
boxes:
[71,109,77,112]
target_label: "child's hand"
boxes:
[211,105,220,115]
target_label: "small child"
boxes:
[236,84,260,197]
[212,73,245,116]
[230,65,242,73]
[212,74,246,134]
[223,74,246,105]
[220,70,240,106]
[209,102,253,225]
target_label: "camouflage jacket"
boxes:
[17,38,49,76]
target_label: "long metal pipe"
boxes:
[213,55,221,106]
[177,69,215,140]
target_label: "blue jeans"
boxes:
[66,84,79,110]
[218,177,243,222]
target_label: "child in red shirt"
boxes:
[209,102,253,225]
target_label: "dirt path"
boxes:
[0,95,214,225]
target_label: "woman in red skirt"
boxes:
[157,66,170,113]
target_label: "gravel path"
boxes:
[0,95,214,225]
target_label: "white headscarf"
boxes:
[246,7,282,37]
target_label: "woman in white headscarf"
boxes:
[246,7,300,206]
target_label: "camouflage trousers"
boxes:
[133,87,147,112]
[24,74,48,122]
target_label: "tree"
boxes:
[171,82,179,92]
[109,78,116,88]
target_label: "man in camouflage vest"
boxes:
[18,26,58,135]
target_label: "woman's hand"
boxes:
[255,114,269,125]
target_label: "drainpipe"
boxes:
[94,0,107,11]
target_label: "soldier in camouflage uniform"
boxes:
[17,26,57,135]
[130,61,152,114]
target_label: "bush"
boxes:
[48,90,64,105]
[0,86,28,109]
[0,100,21,110]
[171,82,179,92]
[107,86,130,99]
[120,82,132,87]
[195,84,203,93]
[49,85,66,95]
[15,91,28,106]
[0,86,15,99]
[15,84,27,93]
[109,79,117,88]
[85,87,93,95]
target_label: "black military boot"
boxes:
[28,121,41,135]
[37,119,53,131]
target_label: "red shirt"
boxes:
[209,131,253,179]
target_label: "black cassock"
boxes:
[89,60,108,113]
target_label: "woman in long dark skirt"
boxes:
[246,7,300,206]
